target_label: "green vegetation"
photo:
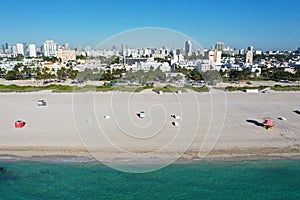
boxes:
[225,86,268,91]
[9,54,24,61]
[56,67,78,80]
[154,57,170,63]
[175,67,222,85]
[152,85,186,93]
[228,69,251,80]
[1,62,79,81]
[76,68,126,81]
[151,85,209,93]
[184,85,209,92]
[224,85,300,92]
[222,67,300,82]
[152,85,187,93]
[0,84,156,93]
[134,85,154,92]
[271,85,300,91]
[42,56,58,63]
[0,84,75,93]
[124,68,166,84]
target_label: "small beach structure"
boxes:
[172,121,179,127]
[104,115,111,119]
[139,111,145,118]
[245,89,259,93]
[37,99,47,106]
[263,118,275,130]
[15,120,26,128]
[158,91,163,95]
[172,115,181,119]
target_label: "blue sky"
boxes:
[0,0,299,50]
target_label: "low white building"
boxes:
[283,67,296,74]
[126,61,170,72]
[196,60,216,72]
[250,65,262,76]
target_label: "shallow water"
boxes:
[1,159,300,199]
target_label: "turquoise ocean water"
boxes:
[1,159,300,200]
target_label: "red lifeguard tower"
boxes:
[15,120,26,128]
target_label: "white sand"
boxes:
[0,89,299,160]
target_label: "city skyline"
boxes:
[0,0,300,50]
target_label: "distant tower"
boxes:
[11,46,18,57]
[16,43,25,56]
[214,42,224,52]
[28,44,37,57]
[205,49,222,63]
[245,46,253,64]
[43,40,57,57]
[185,40,192,56]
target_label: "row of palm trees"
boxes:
[0,63,79,80]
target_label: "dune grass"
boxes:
[0,84,212,93]
[225,86,268,91]
[271,85,300,91]
[0,84,155,93]
[184,85,209,92]
[152,85,187,93]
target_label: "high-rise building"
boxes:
[28,44,37,57]
[11,46,18,57]
[16,43,25,56]
[5,43,8,50]
[205,49,222,63]
[2,45,5,53]
[245,50,253,64]
[214,42,224,52]
[43,40,57,57]
[185,40,192,56]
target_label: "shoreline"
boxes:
[1,146,300,164]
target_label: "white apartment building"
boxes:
[11,46,18,57]
[126,61,170,72]
[43,40,57,57]
[16,43,24,56]
[28,44,36,57]
[254,50,262,55]
[196,60,216,72]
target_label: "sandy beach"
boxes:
[0,89,299,162]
